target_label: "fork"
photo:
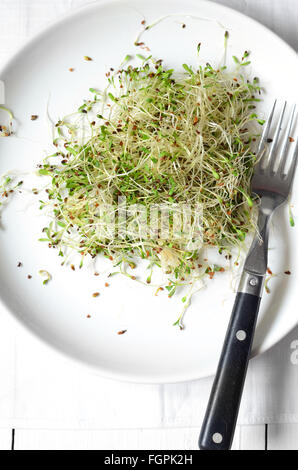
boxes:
[199,102,298,451]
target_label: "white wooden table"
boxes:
[1,423,298,450]
[0,0,298,451]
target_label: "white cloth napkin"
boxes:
[0,0,298,430]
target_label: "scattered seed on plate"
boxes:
[27,275,32,279]
[17,262,22,268]
[38,270,52,285]
[84,56,93,61]
[118,330,127,335]
[289,137,295,143]
[267,267,273,275]
[182,23,186,28]
[69,68,75,72]
[265,273,275,294]
[155,287,164,296]
[93,292,100,298]
[105,283,109,287]
[94,272,100,277]
[285,270,292,275]
[31,115,38,121]
[87,315,91,319]
[70,264,75,271]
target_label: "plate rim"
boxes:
[0,0,297,383]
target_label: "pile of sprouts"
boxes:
[33,48,263,327]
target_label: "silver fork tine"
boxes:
[257,100,277,158]
[267,101,287,170]
[285,140,298,187]
[278,105,297,175]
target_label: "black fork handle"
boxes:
[199,292,261,451]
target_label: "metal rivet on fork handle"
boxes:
[212,433,223,444]
[249,277,258,287]
[236,330,247,341]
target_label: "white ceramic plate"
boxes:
[0,0,297,383]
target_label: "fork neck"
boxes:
[244,206,272,276]
[237,209,271,298]
[244,208,271,277]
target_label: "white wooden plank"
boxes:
[14,428,197,451]
[268,424,298,450]
[14,426,240,450]
[231,426,240,450]
[0,309,16,424]
[0,429,12,450]
[239,425,266,450]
